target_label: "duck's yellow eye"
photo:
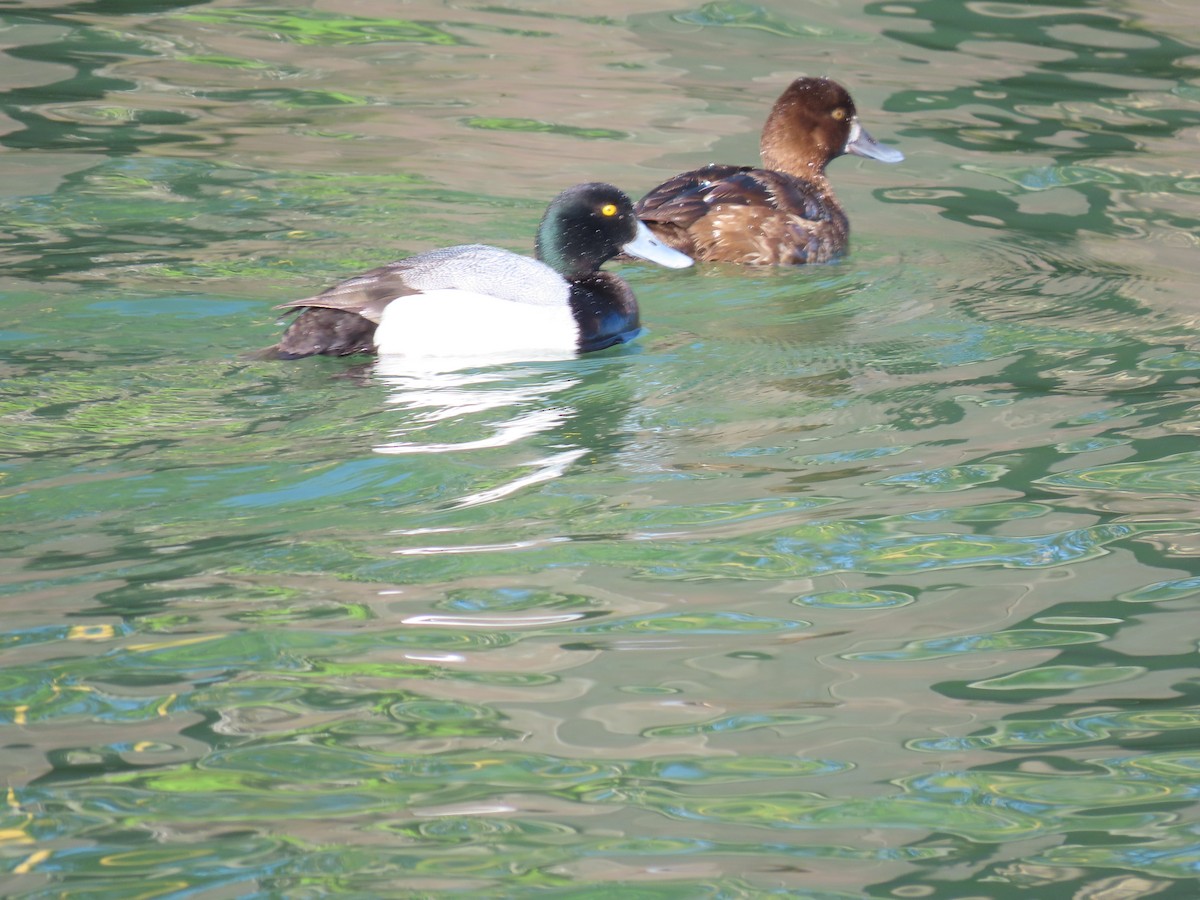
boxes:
[600,203,618,217]
[831,108,847,121]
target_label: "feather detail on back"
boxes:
[635,167,847,265]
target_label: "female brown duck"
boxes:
[634,77,903,265]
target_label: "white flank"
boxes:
[373,288,580,361]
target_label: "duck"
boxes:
[270,183,692,362]
[634,77,904,265]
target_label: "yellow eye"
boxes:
[831,108,847,121]
[600,203,618,217]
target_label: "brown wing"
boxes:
[271,307,377,358]
[271,262,423,359]
[633,165,751,253]
[274,261,421,323]
[635,166,847,265]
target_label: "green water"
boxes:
[3,1,1200,896]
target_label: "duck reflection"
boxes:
[371,354,632,510]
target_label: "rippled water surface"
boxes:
[4,0,1200,896]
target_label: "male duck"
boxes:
[634,77,904,265]
[271,183,692,361]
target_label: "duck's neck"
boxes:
[537,219,599,282]
[759,108,833,185]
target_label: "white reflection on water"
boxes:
[374,363,581,451]
[372,358,592,508]
[402,613,587,628]
[453,447,587,508]
[391,535,574,555]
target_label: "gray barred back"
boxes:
[395,245,570,306]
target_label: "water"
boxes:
[3,0,1200,896]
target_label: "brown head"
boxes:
[759,77,903,178]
